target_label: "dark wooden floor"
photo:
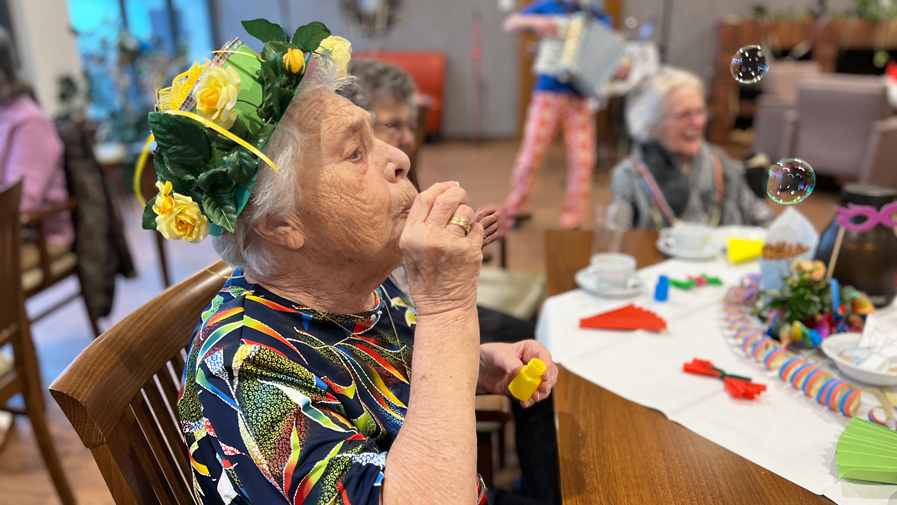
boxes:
[0,139,839,504]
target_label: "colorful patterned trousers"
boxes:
[504,91,596,229]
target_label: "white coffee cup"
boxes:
[660,224,711,253]
[588,253,636,288]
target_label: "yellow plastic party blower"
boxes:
[508,358,546,402]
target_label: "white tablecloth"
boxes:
[537,258,897,504]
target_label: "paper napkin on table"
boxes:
[579,304,667,332]
[853,314,897,372]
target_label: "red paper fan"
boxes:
[579,304,667,332]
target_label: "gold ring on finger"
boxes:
[449,216,471,234]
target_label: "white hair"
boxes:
[625,67,704,144]
[212,55,352,278]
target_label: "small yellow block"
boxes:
[727,238,764,263]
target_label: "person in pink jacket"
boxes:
[0,28,73,269]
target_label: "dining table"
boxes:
[542,229,888,505]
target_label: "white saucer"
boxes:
[575,268,644,298]
[820,332,897,386]
[655,239,720,261]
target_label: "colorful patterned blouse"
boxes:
[178,271,487,505]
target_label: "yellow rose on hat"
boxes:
[193,66,241,129]
[319,36,351,77]
[283,48,307,74]
[153,180,175,216]
[155,192,210,243]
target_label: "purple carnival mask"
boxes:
[835,202,897,232]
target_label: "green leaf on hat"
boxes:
[165,163,199,187]
[257,63,280,123]
[142,196,158,230]
[272,86,293,119]
[153,150,195,196]
[153,150,174,183]
[148,112,212,177]
[255,123,276,149]
[206,116,249,150]
[292,21,331,52]
[242,19,288,44]
[197,166,236,193]
[202,190,238,233]
[225,148,257,186]
[262,41,292,62]
[210,149,226,173]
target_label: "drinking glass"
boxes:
[593,202,631,254]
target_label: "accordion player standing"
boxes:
[502,0,626,230]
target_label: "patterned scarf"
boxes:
[638,141,722,221]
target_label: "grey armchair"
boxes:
[785,75,891,179]
[752,61,821,161]
[859,116,897,188]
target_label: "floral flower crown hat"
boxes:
[138,18,351,243]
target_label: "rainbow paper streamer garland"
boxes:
[723,275,895,427]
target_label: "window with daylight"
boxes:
[66,0,214,143]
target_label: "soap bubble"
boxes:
[767,158,816,205]
[873,49,890,68]
[730,45,768,83]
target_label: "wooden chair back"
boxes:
[0,181,23,338]
[545,230,593,297]
[545,229,667,297]
[140,152,172,288]
[50,261,232,505]
[1,180,77,505]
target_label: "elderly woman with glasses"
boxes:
[609,68,774,229]
[342,58,422,195]
[158,21,558,505]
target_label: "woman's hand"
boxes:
[530,16,559,37]
[477,341,558,408]
[613,59,632,81]
[503,14,558,37]
[401,182,484,318]
[474,206,500,247]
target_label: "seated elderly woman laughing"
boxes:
[609,68,774,229]
[141,20,557,505]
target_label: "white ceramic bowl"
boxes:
[820,332,897,386]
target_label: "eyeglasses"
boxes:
[375,121,418,136]
[668,108,707,122]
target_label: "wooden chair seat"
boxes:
[474,394,513,487]
[477,268,546,321]
[0,351,13,378]
[22,250,78,293]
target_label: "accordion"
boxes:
[533,13,626,97]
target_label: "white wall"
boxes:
[8,0,83,117]
[212,0,519,139]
